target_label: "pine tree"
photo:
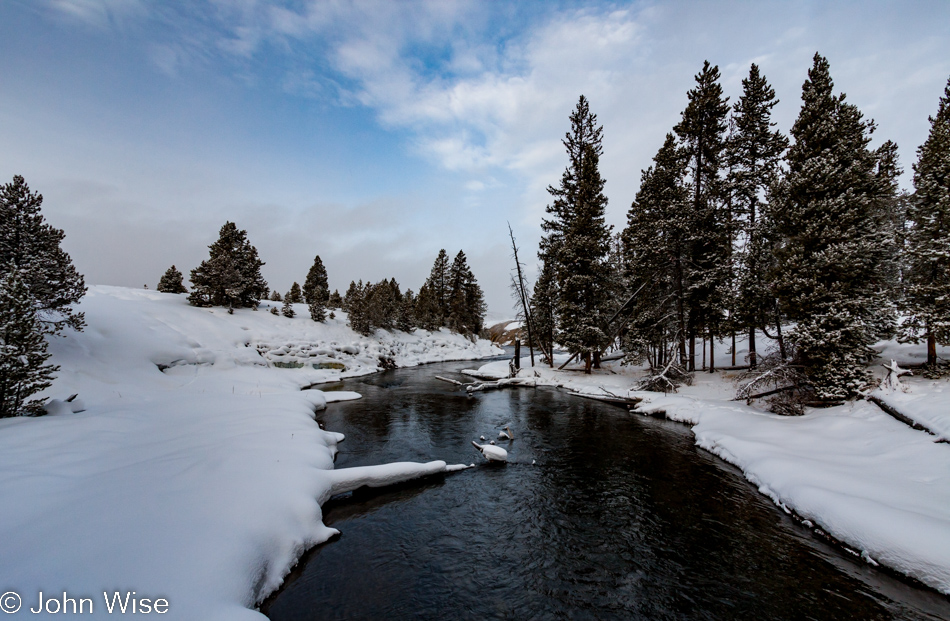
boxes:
[621,133,691,369]
[529,258,557,366]
[397,289,416,332]
[422,250,451,327]
[346,280,372,335]
[0,270,59,417]
[342,281,360,314]
[270,290,282,302]
[769,53,899,399]
[188,222,268,310]
[727,64,789,368]
[674,61,731,371]
[287,282,303,305]
[446,251,486,337]
[157,265,187,294]
[901,75,950,369]
[541,95,613,373]
[0,175,86,334]
[281,297,295,318]
[302,255,329,322]
[414,283,440,331]
[328,289,343,309]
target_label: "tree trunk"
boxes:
[593,350,601,369]
[732,332,736,367]
[514,339,521,370]
[702,336,707,371]
[748,327,757,369]
[710,334,716,372]
[774,298,786,361]
[688,333,695,372]
[928,331,937,368]
[584,351,592,374]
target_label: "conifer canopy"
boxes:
[188,222,268,309]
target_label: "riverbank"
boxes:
[464,344,950,596]
[0,286,500,619]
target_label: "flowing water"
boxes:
[263,359,950,620]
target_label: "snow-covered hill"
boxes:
[0,286,500,619]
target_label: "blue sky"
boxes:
[2,1,949,315]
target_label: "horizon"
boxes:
[2,0,949,314]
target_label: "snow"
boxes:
[0,286,500,619]
[463,342,950,595]
[471,441,508,462]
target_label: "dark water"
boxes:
[263,360,950,621]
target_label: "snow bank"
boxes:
[0,286,495,619]
[463,353,950,594]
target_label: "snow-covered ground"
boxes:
[464,338,950,595]
[0,286,499,619]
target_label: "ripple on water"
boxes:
[263,361,950,621]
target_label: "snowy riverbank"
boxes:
[464,342,950,595]
[0,286,499,619]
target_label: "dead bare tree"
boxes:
[508,223,539,367]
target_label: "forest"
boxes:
[523,53,950,406]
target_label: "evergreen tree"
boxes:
[157,265,187,294]
[414,283,440,331]
[621,134,691,369]
[727,64,789,368]
[0,175,86,333]
[302,255,329,322]
[342,280,360,314]
[769,53,899,399]
[674,61,731,371]
[328,289,343,309]
[287,282,304,304]
[397,289,416,332]
[346,280,372,335]
[0,270,59,417]
[422,250,451,327]
[281,297,295,318]
[447,251,487,336]
[188,222,268,310]
[541,95,613,373]
[901,75,950,369]
[270,290,282,302]
[529,258,557,366]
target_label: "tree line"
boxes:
[1,177,487,417]
[527,53,950,404]
[158,221,487,339]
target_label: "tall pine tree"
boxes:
[541,95,613,373]
[189,222,268,310]
[901,75,950,369]
[303,255,329,322]
[673,61,730,371]
[769,53,899,399]
[727,64,789,368]
[0,270,59,417]
[447,251,487,337]
[422,249,451,327]
[0,175,86,333]
[621,133,690,369]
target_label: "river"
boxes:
[262,359,950,620]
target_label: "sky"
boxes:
[1,0,949,317]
